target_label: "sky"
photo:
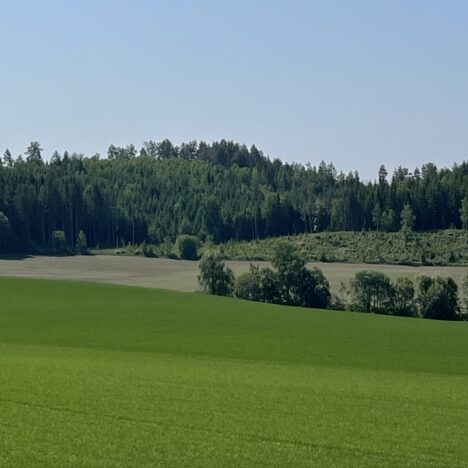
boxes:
[0,0,467,179]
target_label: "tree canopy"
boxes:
[0,140,466,252]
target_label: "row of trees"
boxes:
[199,243,331,309]
[0,140,467,253]
[345,270,465,320]
[198,243,467,320]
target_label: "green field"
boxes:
[1,278,467,467]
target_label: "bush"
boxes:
[176,235,199,260]
[233,264,281,303]
[51,230,68,253]
[142,243,157,258]
[231,243,332,309]
[300,267,332,309]
[217,230,468,266]
[76,230,88,255]
[463,273,468,317]
[233,266,264,302]
[178,219,193,235]
[147,224,160,244]
[272,241,331,308]
[415,275,460,320]
[161,236,174,257]
[0,212,11,251]
[392,277,416,317]
[329,294,346,311]
[349,270,394,313]
[198,253,234,296]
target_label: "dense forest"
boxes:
[0,140,467,252]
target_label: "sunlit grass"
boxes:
[0,278,467,466]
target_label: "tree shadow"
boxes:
[0,253,31,261]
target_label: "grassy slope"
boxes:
[0,278,467,467]
[218,229,468,265]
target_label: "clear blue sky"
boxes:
[1,0,467,179]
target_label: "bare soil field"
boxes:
[0,255,466,296]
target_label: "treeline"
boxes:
[199,243,468,320]
[0,140,467,252]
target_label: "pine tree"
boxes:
[3,149,13,167]
[25,141,43,164]
[51,151,62,165]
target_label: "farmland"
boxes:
[0,254,466,297]
[0,277,467,466]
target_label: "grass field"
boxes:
[0,278,467,466]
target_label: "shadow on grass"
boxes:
[0,253,31,261]
[0,251,95,260]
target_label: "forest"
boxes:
[0,140,467,253]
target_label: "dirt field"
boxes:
[0,255,466,296]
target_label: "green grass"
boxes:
[217,229,468,265]
[0,278,467,467]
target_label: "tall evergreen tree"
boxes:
[3,149,13,167]
[25,141,43,164]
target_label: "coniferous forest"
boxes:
[0,139,467,253]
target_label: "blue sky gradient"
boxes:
[1,0,467,179]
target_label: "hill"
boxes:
[1,141,467,255]
[0,278,467,466]
[217,229,468,265]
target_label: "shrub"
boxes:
[198,253,234,296]
[329,294,346,311]
[415,275,460,320]
[161,236,174,257]
[176,235,199,260]
[301,267,332,309]
[51,230,68,253]
[272,241,331,308]
[76,230,88,255]
[233,264,280,303]
[233,266,264,302]
[147,224,160,244]
[463,273,468,316]
[218,230,468,266]
[392,277,416,317]
[178,219,193,235]
[142,243,157,258]
[349,270,394,313]
[0,212,11,251]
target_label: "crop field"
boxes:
[0,255,466,297]
[0,278,467,466]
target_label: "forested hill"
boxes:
[0,140,467,252]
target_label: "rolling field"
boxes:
[0,255,466,296]
[0,278,467,466]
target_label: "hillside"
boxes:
[217,229,468,265]
[1,278,467,466]
[0,142,467,255]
